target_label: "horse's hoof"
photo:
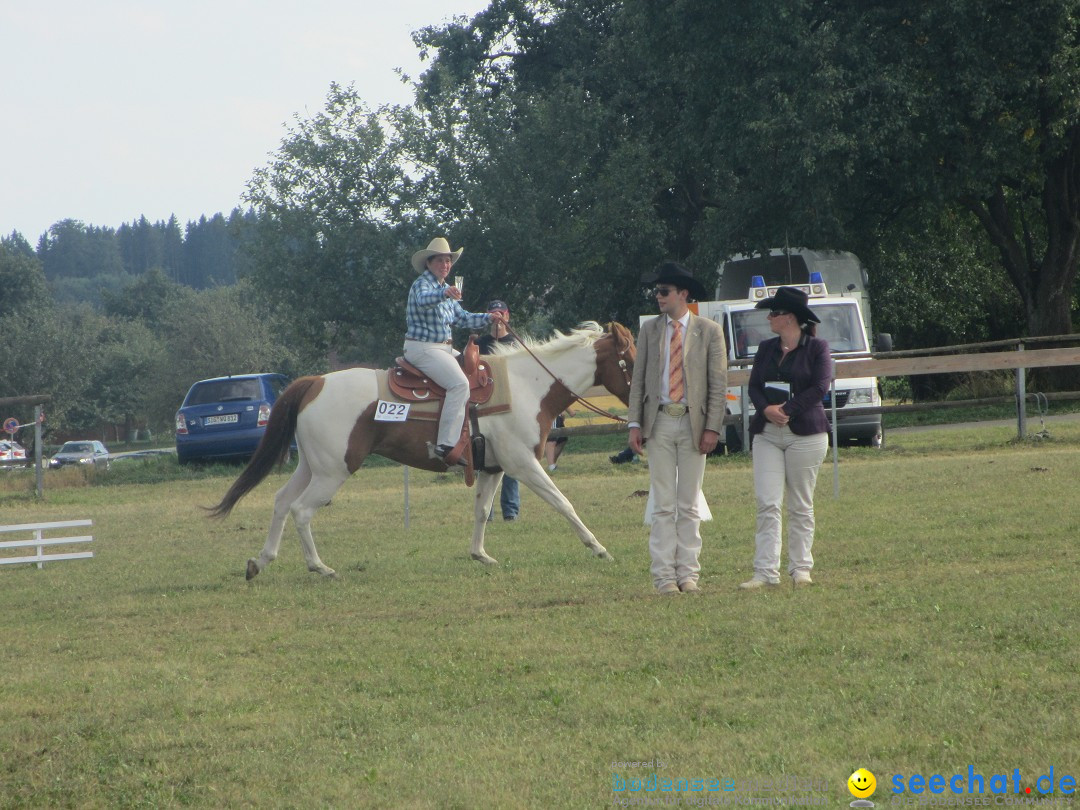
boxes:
[312,567,338,579]
[595,549,614,561]
[471,552,499,566]
[246,558,260,580]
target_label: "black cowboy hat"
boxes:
[640,261,709,302]
[754,285,821,324]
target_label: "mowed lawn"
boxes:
[1,423,1077,808]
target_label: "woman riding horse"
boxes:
[403,237,505,466]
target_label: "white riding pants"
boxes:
[402,339,469,448]
[646,410,707,589]
[751,424,828,582]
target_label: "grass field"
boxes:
[1,424,1077,808]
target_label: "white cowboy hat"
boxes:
[411,237,463,274]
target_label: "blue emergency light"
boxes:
[751,275,765,288]
[809,271,823,283]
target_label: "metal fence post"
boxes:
[34,404,44,498]
[831,378,840,497]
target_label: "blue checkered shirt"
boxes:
[405,270,491,342]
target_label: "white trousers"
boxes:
[751,424,828,582]
[647,410,707,588]
[402,339,469,448]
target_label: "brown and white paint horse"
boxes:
[210,321,636,579]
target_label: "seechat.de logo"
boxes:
[849,768,877,808]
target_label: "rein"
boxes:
[502,323,630,424]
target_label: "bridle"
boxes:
[502,322,631,424]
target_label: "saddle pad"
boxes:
[376,355,513,422]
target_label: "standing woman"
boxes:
[404,237,502,465]
[739,286,832,589]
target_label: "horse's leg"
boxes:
[510,459,613,561]
[290,471,350,578]
[470,471,504,565]
[247,457,312,580]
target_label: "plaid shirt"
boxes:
[405,270,491,342]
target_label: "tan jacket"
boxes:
[628,312,728,447]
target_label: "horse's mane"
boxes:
[487,321,605,357]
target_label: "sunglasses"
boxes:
[767,310,790,318]
[653,287,676,297]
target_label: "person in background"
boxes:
[477,299,520,521]
[403,237,503,465]
[739,286,831,590]
[609,446,639,464]
[627,262,728,595]
[544,412,572,472]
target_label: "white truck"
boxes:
[642,249,890,451]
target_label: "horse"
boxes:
[209,321,637,580]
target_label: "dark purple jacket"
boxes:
[748,335,832,436]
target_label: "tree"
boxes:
[87,319,166,440]
[38,219,125,279]
[0,304,107,436]
[147,281,300,422]
[102,268,189,325]
[0,241,51,319]
[243,83,418,364]
[414,0,1080,344]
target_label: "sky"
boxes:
[0,0,491,242]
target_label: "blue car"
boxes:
[175,373,291,464]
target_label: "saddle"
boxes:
[388,337,495,485]
[389,337,495,405]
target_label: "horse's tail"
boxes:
[207,376,321,519]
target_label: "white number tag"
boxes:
[374,400,410,422]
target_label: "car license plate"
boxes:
[204,414,239,426]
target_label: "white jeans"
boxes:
[646,410,707,588]
[402,339,469,448]
[751,424,828,582]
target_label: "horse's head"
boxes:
[595,322,636,405]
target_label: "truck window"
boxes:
[729,310,772,359]
[810,303,867,352]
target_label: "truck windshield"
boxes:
[729,310,772,359]
[729,301,867,359]
[810,302,868,353]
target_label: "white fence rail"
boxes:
[0,519,94,569]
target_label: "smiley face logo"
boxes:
[848,768,877,799]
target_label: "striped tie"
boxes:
[669,320,684,403]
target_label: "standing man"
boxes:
[404,237,504,465]
[627,262,728,595]
[477,299,520,521]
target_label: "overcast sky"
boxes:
[1,0,491,242]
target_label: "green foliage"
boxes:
[244,84,422,364]
[0,241,50,318]
[411,0,1080,338]
[0,304,108,435]
[101,267,189,323]
[147,281,301,421]
[37,219,125,279]
[24,210,255,294]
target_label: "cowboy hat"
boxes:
[754,285,821,324]
[411,237,463,274]
[640,261,709,302]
